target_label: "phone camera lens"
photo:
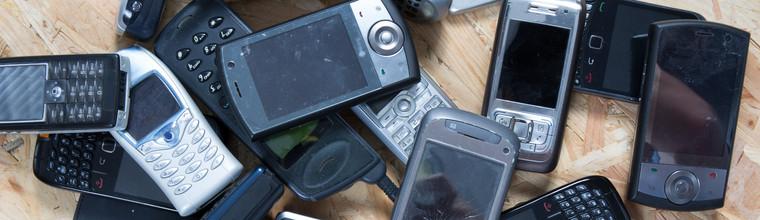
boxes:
[503,147,510,154]
[226,61,235,69]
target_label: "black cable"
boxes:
[376,174,399,202]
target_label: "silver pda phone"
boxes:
[352,69,455,163]
[483,0,585,173]
[0,54,130,133]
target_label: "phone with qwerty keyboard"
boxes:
[33,133,175,211]
[501,176,630,220]
[0,54,130,133]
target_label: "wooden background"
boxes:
[0,0,758,219]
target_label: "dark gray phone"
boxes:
[392,108,519,220]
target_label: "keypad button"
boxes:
[145,153,162,162]
[161,167,179,179]
[80,170,90,180]
[520,142,535,152]
[495,114,513,128]
[598,199,608,207]
[564,209,576,217]
[187,59,201,71]
[79,180,89,189]
[153,159,171,171]
[198,139,211,153]
[513,120,531,141]
[208,17,223,28]
[168,175,185,187]
[424,97,442,111]
[204,146,217,161]
[580,213,592,219]
[560,201,571,209]
[593,189,603,197]
[203,43,218,55]
[393,127,411,143]
[187,119,199,134]
[530,132,548,144]
[69,158,79,168]
[211,155,224,170]
[67,177,78,186]
[534,121,551,134]
[401,136,414,149]
[192,32,207,44]
[198,70,213,83]
[587,200,598,208]
[80,161,91,170]
[591,208,602,216]
[379,110,396,127]
[219,28,235,39]
[576,184,589,191]
[553,193,566,201]
[174,184,192,195]
[84,143,95,151]
[186,161,202,174]
[571,196,582,203]
[55,175,65,184]
[47,161,56,171]
[180,153,195,166]
[192,129,205,144]
[565,188,577,196]
[576,205,587,211]
[535,144,549,152]
[57,155,67,164]
[176,48,191,60]
[193,169,208,182]
[582,192,594,201]
[408,111,425,129]
[173,144,189,158]
[56,165,67,175]
[209,81,222,93]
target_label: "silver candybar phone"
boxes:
[392,108,519,220]
[0,55,130,134]
[111,45,242,216]
[483,0,585,173]
[352,69,455,163]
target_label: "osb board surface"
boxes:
[0,0,758,219]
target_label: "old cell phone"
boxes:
[74,194,199,220]
[116,0,165,40]
[276,212,319,220]
[392,108,519,220]
[394,0,499,21]
[112,45,243,216]
[219,0,420,140]
[202,167,284,220]
[628,20,749,211]
[0,55,129,134]
[574,0,703,102]
[154,0,254,149]
[352,69,455,163]
[482,0,585,173]
[252,114,387,201]
[500,176,630,220]
[33,133,174,211]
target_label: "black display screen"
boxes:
[245,15,367,120]
[402,141,503,220]
[601,4,697,95]
[497,21,569,108]
[642,26,744,167]
[125,75,180,141]
[0,64,45,121]
[114,150,171,204]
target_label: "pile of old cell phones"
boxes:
[0,0,750,219]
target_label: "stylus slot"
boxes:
[234,81,242,97]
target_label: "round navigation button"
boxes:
[393,95,415,117]
[665,170,700,205]
[368,20,403,56]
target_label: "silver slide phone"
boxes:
[392,108,519,220]
[352,69,455,163]
[483,0,585,173]
[395,0,500,21]
[111,45,242,216]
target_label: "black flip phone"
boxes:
[574,0,703,102]
[0,54,130,133]
[202,167,284,220]
[500,176,630,220]
[629,20,749,211]
[253,114,387,201]
[117,0,165,40]
[33,133,174,211]
[218,0,419,140]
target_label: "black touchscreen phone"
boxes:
[629,20,749,211]
[74,194,195,220]
[575,0,703,102]
[33,133,174,211]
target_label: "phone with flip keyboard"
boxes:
[500,176,630,220]
[112,45,242,216]
[33,133,175,211]
[0,55,130,134]
[352,69,455,163]
[153,0,253,152]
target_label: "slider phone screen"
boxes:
[0,64,46,122]
[402,141,504,220]
[642,27,742,168]
[125,75,180,141]
[497,21,569,108]
[244,15,367,120]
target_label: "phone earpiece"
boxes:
[394,0,452,22]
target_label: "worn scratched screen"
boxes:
[125,75,180,141]
[0,64,46,121]
[245,15,367,120]
[402,142,503,219]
